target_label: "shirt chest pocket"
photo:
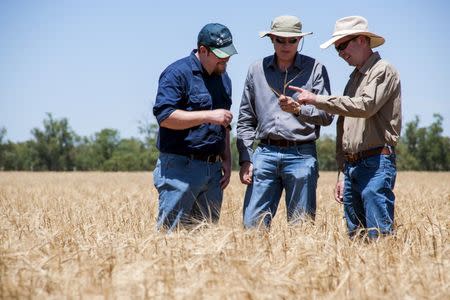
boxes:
[188,93,212,110]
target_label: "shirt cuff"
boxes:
[239,149,253,165]
[155,107,176,124]
[300,105,313,116]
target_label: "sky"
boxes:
[1,0,450,142]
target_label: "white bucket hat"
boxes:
[320,16,385,49]
[259,15,313,38]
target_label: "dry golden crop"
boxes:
[0,172,449,299]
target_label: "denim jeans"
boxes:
[343,152,397,239]
[153,152,223,231]
[243,143,318,228]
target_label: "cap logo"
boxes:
[215,35,232,46]
[197,23,238,57]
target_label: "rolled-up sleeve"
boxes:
[294,64,334,125]
[153,69,186,124]
[236,71,258,164]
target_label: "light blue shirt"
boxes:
[236,53,333,163]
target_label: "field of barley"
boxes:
[0,171,449,299]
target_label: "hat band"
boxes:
[332,29,369,37]
[271,27,301,33]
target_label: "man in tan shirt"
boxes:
[289,16,401,239]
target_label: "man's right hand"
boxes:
[288,86,317,105]
[208,109,233,127]
[239,161,253,185]
[334,180,344,204]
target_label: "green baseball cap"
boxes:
[198,23,238,58]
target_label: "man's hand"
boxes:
[334,180,344,204]
[278,94,301,114]
[288,86,317,105]
[239,161,253,185]
[208,109,233,127]
[220,157,231,190]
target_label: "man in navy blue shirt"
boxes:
[153,23,237,231]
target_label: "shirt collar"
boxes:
[189,49,203,73]
[357,51,381,75]
[268,52,302,71]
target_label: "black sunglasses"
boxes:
[335,36,359,52]
[275,37,299,44]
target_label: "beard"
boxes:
[211,62,227,75]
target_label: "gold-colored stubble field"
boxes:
[0,172,448,299]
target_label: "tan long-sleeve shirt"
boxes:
[314,52,402,170]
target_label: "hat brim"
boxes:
[320,31,385,49]
[210,43,238,59]
[259,31,313,38]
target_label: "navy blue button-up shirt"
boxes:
[153,50,232,156]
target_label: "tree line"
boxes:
[1,113,449,171]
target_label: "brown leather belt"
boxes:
[260,138,314,147]
[188,153,222,163]
[344,146,393,163]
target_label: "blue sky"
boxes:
[1,0,449,142]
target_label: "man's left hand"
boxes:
[278,94,300,114]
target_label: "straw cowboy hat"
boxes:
[259,15,313,38]
[320,16,385,49]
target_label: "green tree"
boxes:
[230,135,240,171]
[396,141,419,170]
[396,117,420,170]
[0,140,37,171]
[4,113,448,172]
[73,136,98,171]
[92,129,120,170]
[31,113,76,171]
[316,135,337,171]
[399,114,450,170]
[138,120,159,170]
[103,138,147,171]
[425,114,450,170]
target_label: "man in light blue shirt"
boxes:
[237,15,333,228]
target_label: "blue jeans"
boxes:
[243,143,318,228]
[153,153,223,231]
[343,152,397,239]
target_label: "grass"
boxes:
[0,171,449,299]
